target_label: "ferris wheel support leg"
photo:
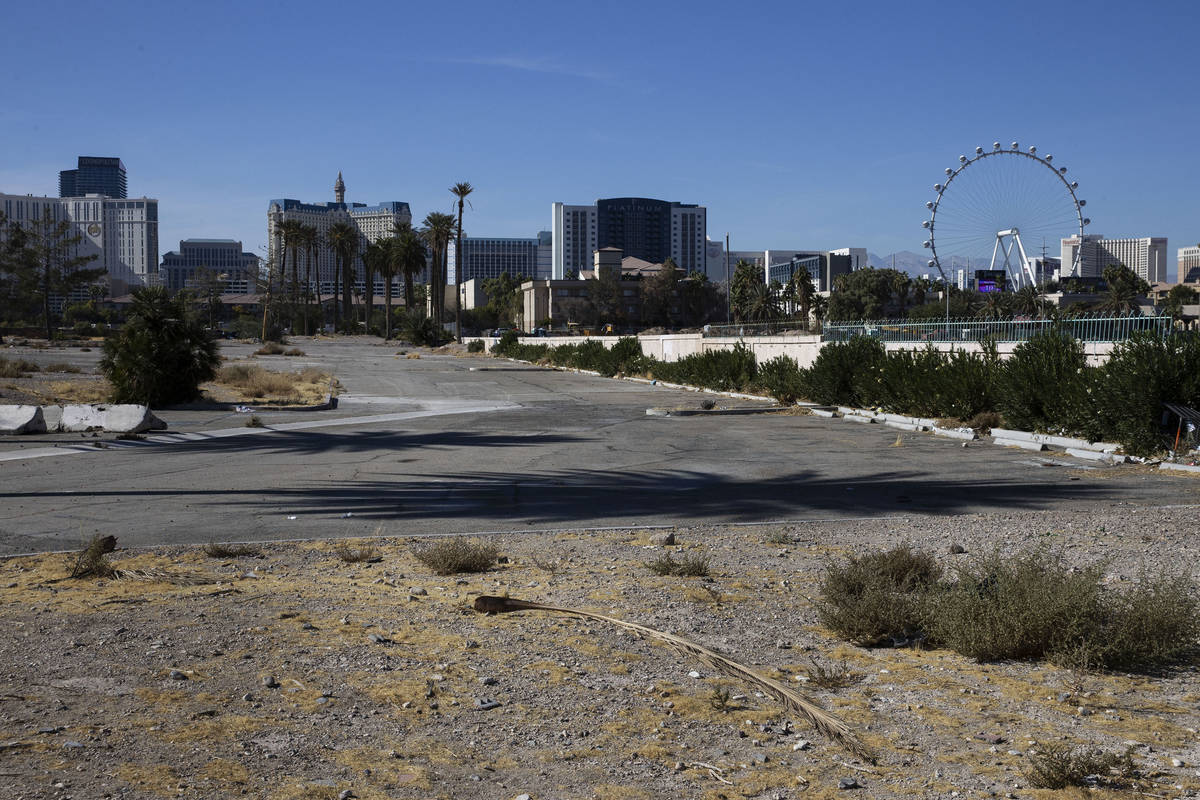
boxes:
[1013,232,1035,290]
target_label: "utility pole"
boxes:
[724,233,731,324]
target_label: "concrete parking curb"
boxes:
[1159,462,1200,475]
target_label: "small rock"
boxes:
[838,777,859,790]
[242,693,254,702]
[650,532,675,546]
[1171,758,1184,767]
[975,733,1004,745]
[754,753,769,763]
[409,587,427,596]
[949,543,966,554]
[793,740,810,751]
[464,639,479,649]
[301,622,316,630]
[338,791,356,800]
[479,676,498,686]
[474,697,501,710]
[687,671,701,679]
[515,795,531,800]
[1078,706,1093,716]
[63,741,83,749]
[168,670,188,681]
[367,633,391,644]
[315,696,329,705]
[262,675,279,688]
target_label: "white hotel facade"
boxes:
[0,192,159,295]
[267,173,414,293]
[1060,234,1168,284]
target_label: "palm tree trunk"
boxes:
[332,254,341,330]
[455,205,463,342]
[384,280,392,340]
[304,249,313,336]
[342,250,353,330]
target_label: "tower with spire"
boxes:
[334,172,346,204]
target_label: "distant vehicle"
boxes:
[599,323,615,334]
[532,327,548,337]
[490,328,510,337]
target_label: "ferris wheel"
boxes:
[922,142,1089,290]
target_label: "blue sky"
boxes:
[2,0,1197,277]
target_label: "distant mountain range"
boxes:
[868,251,992,277]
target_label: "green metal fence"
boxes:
[821,314,1172,343]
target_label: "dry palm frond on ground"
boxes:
[474,594,875,762]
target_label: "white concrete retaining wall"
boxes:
[486,333,1118,367]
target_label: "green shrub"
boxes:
[654,343,757,392]
[466,339,485,353]
[756,355,805,403]
[803,335,885,407]
[99,287,220,407]
[412,537,498,575]
[1092,331,1200,456]
[815,544,941,646]
[607,336,645,375]
[492,329,519,355]
[997,330,1094,434]
[867,345,999,421]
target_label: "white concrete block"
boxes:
[104,405,166,433]
[884,421,925,432]
[810,409,837,418]
[41,405,63,432]
[1066,448,1128,464]
[60,404,107,432]
[990,427,1036,442]
[1159,462,1200,475]
[932,427,977,440]
[843,414,876,424]
[992,437,1046,452]
[0,405,47,435]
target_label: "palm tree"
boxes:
[390,227,427,314]
[280,219,306,322]
[450,182,474,342]
[745,281,782,322]
[811,294,829,329]
[360,240,389,335]
[375,237,399,339]
[421,212,455,327]
[791,268,816,329]
[325,221,358,331]
[299,225,320,335]
[1012,284,1049,318]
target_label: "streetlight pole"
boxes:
[725,233,731,324]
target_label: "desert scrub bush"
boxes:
[254,341,286,355]
[1025,743,1139,790]
[756,355,806,403]
[816,544,941,646]
[802,656,865,690]
[100,286,220,406]
[283,347,305,356]
[333,541,379,563]
[644,551,710,577]
[411,537,498,575]
[803,335,885,407]
[0,357,40,377]
[203,542,262,558]
[1091,331,1200,456]
[44,362,82,373]
[70,534,117,579]
[927,548,1200,670]
[244,415,264,427]
[996,330,1095,435]
[216,364,328,401]
[466,339,485,353]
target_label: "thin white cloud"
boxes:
[435,55,612,83]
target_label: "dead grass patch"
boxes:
[333,540,378,563]
[210,364,330,404]
[44,362,82,373]
[0,357,40,377]
[1025,742,1140,789]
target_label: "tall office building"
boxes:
[0,193,158,294]
[1178,245,1200,283]
[551,198,706,278]
[59,156,127,199]
[447,236,543,284]
[1061,235,1168,283]
[267,173,413,292]
[160,239,260,292]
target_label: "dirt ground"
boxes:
[2,509,1198,800]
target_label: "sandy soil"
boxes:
[2,509,1198,800]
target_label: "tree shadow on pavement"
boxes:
[9,467,1111,526]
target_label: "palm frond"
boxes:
[474,595,875,762]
